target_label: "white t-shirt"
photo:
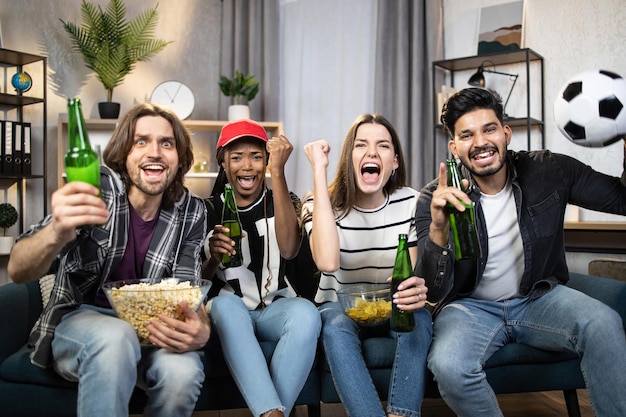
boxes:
[471,181,525,301]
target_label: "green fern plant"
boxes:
[219,71,260,105]
[60,0,171,102]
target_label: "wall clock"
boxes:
[150,80,195,120]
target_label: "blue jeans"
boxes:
[319,301,432,417]
[51,305,204,417]
[209,295,321,417]
[428,284,626,417]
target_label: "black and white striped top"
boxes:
[303,186,419,303]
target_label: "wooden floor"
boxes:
[176,389,594,417]
[419,390,593,417]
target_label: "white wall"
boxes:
[443,0,626,273]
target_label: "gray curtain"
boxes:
[220,0,443,191]
[374,0,444,190]
[219,0,280,122]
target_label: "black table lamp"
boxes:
[468,61,519,119]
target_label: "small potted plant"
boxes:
[219,70,260,120]
[61,0,171,119]
[0,203,18,255]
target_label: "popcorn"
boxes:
[105,279,206,344]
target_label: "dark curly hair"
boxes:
[440,88,504,138]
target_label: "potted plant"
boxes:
[219,70,260,120]
[0,203,18,255]
[61,0,171,119]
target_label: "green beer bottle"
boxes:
[390,234,415,332]
[221,183,243,267]
[65,98,101,196]
[446,159,481,260]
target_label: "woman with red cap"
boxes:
[202,119,321,417]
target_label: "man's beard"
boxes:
[465,146,506,177]
[131,171,173,196]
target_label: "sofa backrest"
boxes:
[567,272,626,331]
[0,281,43,361]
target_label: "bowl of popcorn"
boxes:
[102,277,211,344]
[336,283,392,326]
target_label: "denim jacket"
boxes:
[416,149,626,312]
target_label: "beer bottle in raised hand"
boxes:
[221,183,243,267]
[446,158,481,260]
[390,234,415,332]
[65,97,101,196]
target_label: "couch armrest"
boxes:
[588,258,626,282]
[0,281,42,362]
[567,272,626,331]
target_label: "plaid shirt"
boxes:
[21,166,207,368]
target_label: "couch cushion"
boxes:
[202,336,283,379]
[0,282,42,362]
[362,337,396,369]
[319,336,396,372]
[0,345,76,388]
[320,338,579,373]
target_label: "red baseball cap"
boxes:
[216,119,268,151]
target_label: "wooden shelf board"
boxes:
[57,117,282,133]
[0,48,45,66]
[564,221,626,254]
[564,221,626,231]
[433,48,544,72]
[0,93,44,107]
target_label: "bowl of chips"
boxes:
[102,277,211,344]
[337,283,392,326]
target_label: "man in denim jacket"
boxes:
[416,87,626,417]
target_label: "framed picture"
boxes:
[477,1,524,55]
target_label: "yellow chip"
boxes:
[345,298,392,324]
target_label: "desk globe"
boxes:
[11,72,32,93]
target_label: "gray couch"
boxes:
[1,272,624,417]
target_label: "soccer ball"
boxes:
[553,69,626,147]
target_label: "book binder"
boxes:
[3,121,13,175]
[13,122,23,175]
[22,123,31,176]
[0,121,4,175]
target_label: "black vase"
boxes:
[98,102,121,119]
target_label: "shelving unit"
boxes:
[432,48,544,174]
[57,118,282,198]
[0,48,47,235]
